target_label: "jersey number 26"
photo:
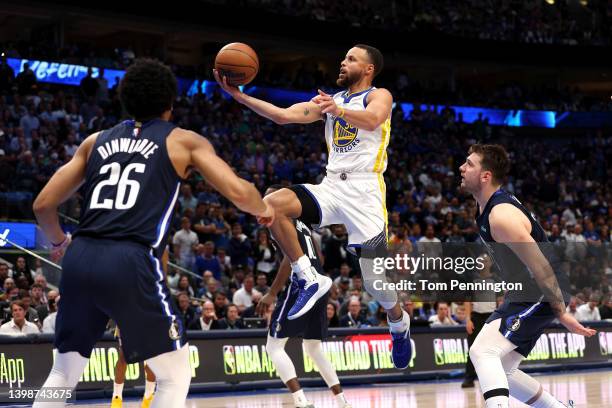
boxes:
[89,162,145,210]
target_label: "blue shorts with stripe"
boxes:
[269,277,328,340]
[55,237,186,363]
[486,300,555,357]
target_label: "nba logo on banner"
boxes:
[223,345,236,375]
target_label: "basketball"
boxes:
[214,42,259,86]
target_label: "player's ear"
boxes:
[365,64,375,76]
[480,170,493,183]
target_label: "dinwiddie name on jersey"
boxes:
[96,138,159,161]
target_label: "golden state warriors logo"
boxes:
[333,117,360,153]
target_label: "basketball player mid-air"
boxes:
[459,144,596,408]
[32,59,274,408]
[257,186,351,408]
[215,44,412,369]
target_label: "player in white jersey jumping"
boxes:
[215,44,411,369]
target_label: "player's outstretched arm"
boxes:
[213,69,322,124]
[186,131,274,223]
[490,204,596,337]
[313,88,392,131]
[33,133,99,245]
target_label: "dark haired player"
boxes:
[215,44,411,370]
[32,59,274,407]
[256,186,351,408]
[460,144,595,408]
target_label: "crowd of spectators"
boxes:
[4,32,612,113]
[216,0,611,47]
[0,61,611,335]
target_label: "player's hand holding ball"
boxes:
[213,42,258,102]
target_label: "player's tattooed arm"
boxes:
[489,205,566,316]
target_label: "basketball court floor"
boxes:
[73,369,612,407]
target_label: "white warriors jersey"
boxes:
[324,87,391,174]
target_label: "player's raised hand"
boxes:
[256,293,276,317]
[213,69,243,100]
[558,312,596,337]
[314,89,339,116]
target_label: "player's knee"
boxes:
[469,338,499,364]
[360,231,389,260]
[302,339,321,357]
[147,344,191,386]
[266,336,288,357]
[263,188,300,218]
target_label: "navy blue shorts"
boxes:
[486,300,556,357]
[269,277,328,340]
[55,237,186,363]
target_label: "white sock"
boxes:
[291,255,316,282]
[113,382,124,399]
[144,380,156,398]
[485,396,509,408]
[388,310,410,333]
[292,389,309,406]
[335,392,348,407]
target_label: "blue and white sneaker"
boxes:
[287,270,332,320]
[390,324,412,370]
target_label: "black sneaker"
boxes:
[461,379,475,388]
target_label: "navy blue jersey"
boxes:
[477,189,547,244]
[476,189,565,301]
[75,119,182,253]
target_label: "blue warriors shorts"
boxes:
[55,237,186,363]
[269,277,328,340]
[486,300,556,357]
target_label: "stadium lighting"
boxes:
[544,0,555,4]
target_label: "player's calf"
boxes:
[359,231,411,369]
[145,344,191,408]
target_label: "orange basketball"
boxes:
[214,42,259,86]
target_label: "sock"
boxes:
[291,255,316,282]
[292,389,309,406]
[485,395,509,408]
[335,392,348,407]
[388,310,410,333]
[144,380,156,398]
[113,382,124,399]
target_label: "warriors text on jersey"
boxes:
[324,88,391,174]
